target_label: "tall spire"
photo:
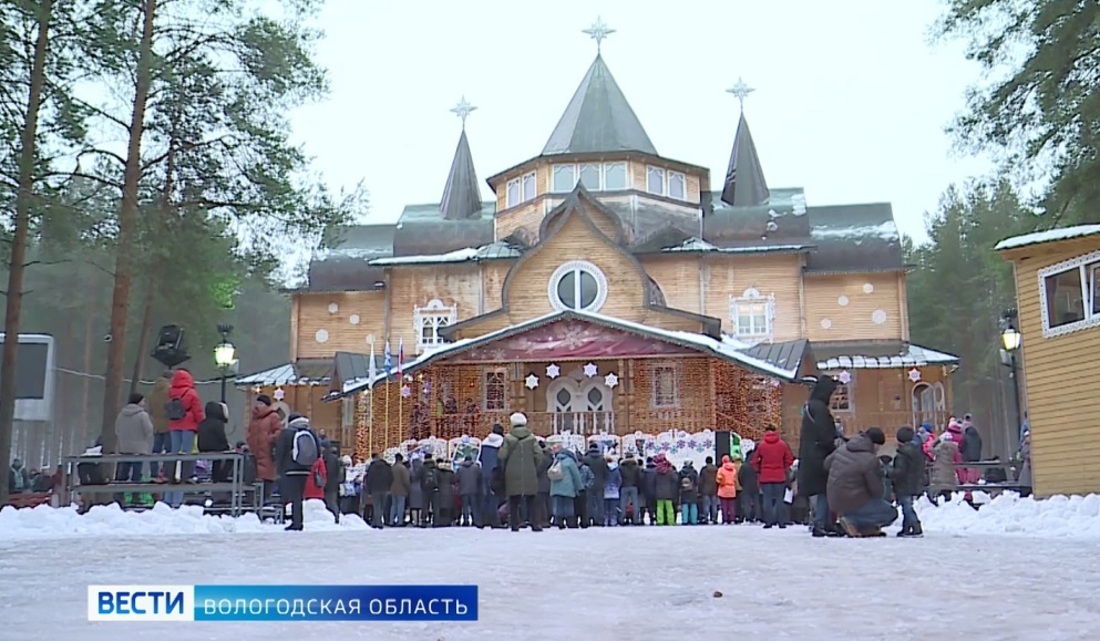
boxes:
[542,19,656,156]
[720,80,770,207]
[439,98,483,221]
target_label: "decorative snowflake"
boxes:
[687,439,697,449]
[837,370,852,385]
[273,387,285,401]
[559,325,588,349]
[676,439,687,449]
[604,372,619,388]
[908,368,922,382]
[525,374,540,389]
[546,363,561,379]
[583,362,598,378]
[400,385,411,398]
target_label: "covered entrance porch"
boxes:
[330,311,805,459]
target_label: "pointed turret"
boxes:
[543,20,656,156]
[439,98,483,221]
[721,78,770,207]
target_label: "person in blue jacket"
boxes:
[549,447,584,529]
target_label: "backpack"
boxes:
[291,428,319,467]
[165,397,187,421]
[580,465,595,490]
[680,475,695,490]
[547,460,564,481]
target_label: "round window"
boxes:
[548,261,608,312]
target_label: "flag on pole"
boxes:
[397,337,405,378]
[367,340,377,390]
[383,339,393,378]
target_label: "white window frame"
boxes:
[548,260,609,312]
[1037,249,1100,338]
[729,287,776,344]
[483,367,508,412]
[645,166,688,201]
[824,371,855,414]
[550,162,630,193]
[652,363,679,408]
[506,171,537,207]
[413,299,457,354]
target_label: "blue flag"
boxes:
[383,340,392,378]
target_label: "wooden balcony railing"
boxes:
[388,409,714,443]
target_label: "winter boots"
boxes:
[897,524,924,538]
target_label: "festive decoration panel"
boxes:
[439,319,696,363]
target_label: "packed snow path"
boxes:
[2,501,1099,639]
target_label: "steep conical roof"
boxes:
[720,113,770,207]
[439,129,482,220]
[542,54,657,156]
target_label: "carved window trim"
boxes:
[414,299,457,354]
[729,287,776,344]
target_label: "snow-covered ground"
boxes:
[2,495,1099,639]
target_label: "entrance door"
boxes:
[547,378,614,434]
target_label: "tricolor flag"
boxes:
[367,340,377,390]
[383,340,392,378]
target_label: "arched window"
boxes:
[548,261,608,312]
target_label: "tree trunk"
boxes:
[0,0,53,504]
[99,0,159,454]
[80,299,94,447]
[128,282,156,397]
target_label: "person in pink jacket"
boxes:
[946,419,965,483]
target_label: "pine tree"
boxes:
[937,0,1100,226]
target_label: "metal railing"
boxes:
[60,452,260,517]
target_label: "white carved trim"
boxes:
[823,370,855,413]
[1037,249,1100,338]
[413,300,458,354]
[729,289,776,344]
[548,260,609,313]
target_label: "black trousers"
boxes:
[281,475,307,528]
[508,494,537,530]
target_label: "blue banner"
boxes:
[194,585,477,621]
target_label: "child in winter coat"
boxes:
[652,454,679,525]
[891,427,925,537]
[603,457,622,526]
[715,455,739,524]
[930,432,960,502]
[433,460,456,527]
[305,457,326,501]
[678,461,699,525]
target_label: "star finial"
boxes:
[582,17,615,53]
[727,77,755,112]
[450,96,476,129]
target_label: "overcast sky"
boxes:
[288,1,993,243]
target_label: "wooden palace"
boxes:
[237,21,959,458]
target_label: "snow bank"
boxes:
[0,499,368,542]
[916,492,1100,539]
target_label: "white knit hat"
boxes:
[510,412,528,427]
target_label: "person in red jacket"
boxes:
[165,369,205,492]
[305,457,327,501]
[751,425,795,529]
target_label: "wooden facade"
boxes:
[999,230,1100,497]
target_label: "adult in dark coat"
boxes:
[433,461,456,527]
[824,428,897,536]
[196,401,231,483]
[798,376,839,537]
[697,457,719,524]
[323,445,340,521]
[273,416,319,531]
[535,443,552,527]
[390,453,411,526]
[478,424,505,528]
[498,412,544,532]
[419,457,439,527]
[408,456,425,524]
[618,452,642,525]
[582,445,610,525]
[365,453,393,529]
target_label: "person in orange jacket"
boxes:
[305,456,327,501]
[715,455,739,524]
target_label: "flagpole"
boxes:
[367,336,377,459]
[397,338,404,448]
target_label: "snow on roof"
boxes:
[235,362,332,386]
[816,343,959,370]
[659,238,812,254]
[336,310,799,397]
[811,220,898,240]
[369,247,479,266]
[994,224,1100,252]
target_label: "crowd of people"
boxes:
[8,371,1034,541]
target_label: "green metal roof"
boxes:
[542,54,657,156]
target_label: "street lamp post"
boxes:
[214,324,236,404]
[1000,309,1023,452]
